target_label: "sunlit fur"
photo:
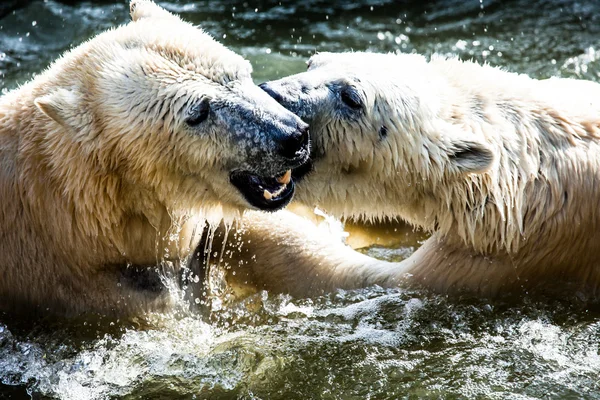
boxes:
[242,52,600,299]
[0,0,303,316]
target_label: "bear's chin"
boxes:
[230,170,296,211]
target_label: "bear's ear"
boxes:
[35,89,91,134]
[130,0,178,22]
[447,138,495,175]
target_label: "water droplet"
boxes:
[455,39,467,51]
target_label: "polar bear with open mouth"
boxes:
[0,0,309,316]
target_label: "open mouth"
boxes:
[291,158,313,183]
[230,169,295,211]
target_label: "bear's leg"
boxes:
[197,210,409,297]
[206,211,526,298]
[392,233,530,296]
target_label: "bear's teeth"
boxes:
[276,170,292,184]
[272,184,287,197]
[263,183,287,201]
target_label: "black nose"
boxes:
[259,82,284,104]
[278,123,309,160]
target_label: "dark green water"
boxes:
[1,0,600,399]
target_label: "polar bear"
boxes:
[228,51,600,300]
[0,0,309,316]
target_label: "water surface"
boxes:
[1,0,600,399]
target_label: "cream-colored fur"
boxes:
[0,0,305,316]
[236,52,600,300]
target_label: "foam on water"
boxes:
[0,288,599,398]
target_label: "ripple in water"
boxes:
[1,0,600,398]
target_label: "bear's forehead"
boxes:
[309,52,426,76]
[114,20,252,85]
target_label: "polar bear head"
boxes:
[33,0,309,214]
[260,52,495,225]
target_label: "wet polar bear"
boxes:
[0,0,309,316]
[231,51,600,300]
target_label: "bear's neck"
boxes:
[427,63,600,256]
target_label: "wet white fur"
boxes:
[238,52,600,299]
[0,1,295,316]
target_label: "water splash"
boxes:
[0,288,599,398]
[561,46,600,80]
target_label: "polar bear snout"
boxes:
[277,122,309,161]
[232,82,311,171]
[258,81,302,116]
[259,82,284,105]
[259,76,326,122]
[222,85,311,211]
[259,82,311,162]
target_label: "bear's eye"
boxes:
[340,87,362,110]
[186,98,210,127]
